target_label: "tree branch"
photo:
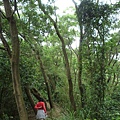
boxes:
[0,46,6,51]
[0,9,7,19]
[37,0,64,43]
[0,10,11,58]
[72,0,78,10]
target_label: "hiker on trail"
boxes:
[34,98,47,120]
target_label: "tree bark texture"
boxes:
[3,0,28,120]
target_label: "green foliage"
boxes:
[78,0,119,24]
[0,51,19,119]
[0,0,120,119]
[105,87,120,119]
[75,0,120,119]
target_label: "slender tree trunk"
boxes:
[77,24,84,108]
[37,0,76,111]
[3,0,28,120]
[19,33,54,109]
[36,51,54,109]
[24,84,37,114]
[73,1,85,108]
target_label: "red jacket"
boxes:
[34,101,46,113]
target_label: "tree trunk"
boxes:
[24,84,37,114]
[20,33,54,109]
[36,52,54,109]
[77,24,85,108]
[31,88,48,110]
[3,0,28,120]
[74,3,85,108]
[37,0,76,111]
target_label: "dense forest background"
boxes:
[0,0,120,120]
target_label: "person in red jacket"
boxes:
[34,98,47,120]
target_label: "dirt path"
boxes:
[28,104,62,120]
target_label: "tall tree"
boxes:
[72,0,86,109]
[2,0,28,119]
[73,0,120,119]
[37,0,76,111]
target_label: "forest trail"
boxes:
[28,103,62,120]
